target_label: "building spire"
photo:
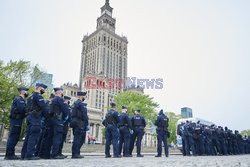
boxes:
[106,0,109,4]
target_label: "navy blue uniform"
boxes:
[71,100,88,157]
[118,112,132,156]
[21,92,48,159]
[102,108,120,157]
[36,100,53,159]
[183,123,196,155]
[193,124,205,155]
[130,114,146,156]
[5,96,27,159]
[203,126,213,155]
[49,96,69,158]
[155,113,169,157]
[177,123,186,156]
[58,103,71,156]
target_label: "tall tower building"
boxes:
[79,0,128,114]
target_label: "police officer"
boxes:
[49,88,69,159]
[5,87,29,160]
[38,93,55,159]
[118,105,132,157]
[70,91,88,159]
[21,83,48,160]
[184,121,196,156]
[203,126,213,155]
[58,95,72,158]
[177,122,186,156]
[193,121,205,155]
[130,109,146,157]
[102,102,120,158]
[154,109,169,157]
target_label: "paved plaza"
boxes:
[0,155,250,167]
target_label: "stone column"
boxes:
[93,123,96,140]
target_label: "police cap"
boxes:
[17,87,29,92]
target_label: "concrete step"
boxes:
[0,142,181,154]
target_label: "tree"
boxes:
[241,129,250,137]
[114,91,159,125]
[0,60,31,128]
[166,112,182,145]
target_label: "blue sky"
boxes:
[1,0,250,131]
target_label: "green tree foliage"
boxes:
[0,60,50,133]
[0,60,31,128]
[241,129,250,137]
[166,112,182,145]
[114,91,159,125]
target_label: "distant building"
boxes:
[125,84,144,94]
[181,107,193,118]
[79,0,128,116]
[31,72,53,90]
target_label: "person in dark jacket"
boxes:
[71,91,88,159]
[102,102,120,158]
[154,109,169,157]
[130,109,146,157]
[5,87,29,160]
[118,105,132,157]
[21,83,48,160]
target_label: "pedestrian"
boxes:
[154,109,169,157]
[21,83,48,160]
[118,105,132,157]
[70,91,88,159]
[5,87,29,160]
[102,102,120,158]
[130,109,146,157]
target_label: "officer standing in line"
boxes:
[118,105,132,157]
[21,83,48,160]
[5,87,29,160]
[37,93,55,159]
[177,122,186,156]
[58,95,72,158]
[70,91,88,159]
[50,88,69,159]
[184,121,196,156]
[193,121,205,155]
[130,109,146,157]
[154,109,169,157]
[203,126,213,155]
[102,102,120,158]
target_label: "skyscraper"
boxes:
[181,107,193,118]
[79,0,128,114]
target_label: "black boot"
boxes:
[137,154,144,157]
[72,154,84,159]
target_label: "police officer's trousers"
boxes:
[156,130,169,156]
[6,119,23,157]
[72,127,86,156]
[105,124,119,156]
[21,115,41,159]
[130,127,144,155]
[118,126,130,156]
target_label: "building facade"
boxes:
[181,107,193,118]
[79,0,128,115]
[61,1,156,147]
